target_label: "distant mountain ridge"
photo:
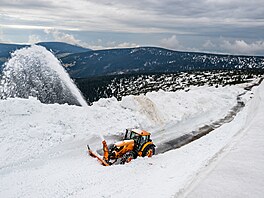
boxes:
[0,42,91,70]
[36,42,91,57]
[61,47,264,78]
[1,42,264,77]
[0,43,26,58]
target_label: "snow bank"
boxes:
[0,85,246,198]
[185,81,264,198]
[0,86,242,170]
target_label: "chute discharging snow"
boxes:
[0,45,88,107]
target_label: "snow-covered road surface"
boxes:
[0,82,263,197]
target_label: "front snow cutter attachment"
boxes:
[87,145,109,166]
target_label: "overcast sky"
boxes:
[0,0,264,55]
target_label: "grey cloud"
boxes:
[0,30,4,42]
[28,34,41,44]
[219,40,264,55]
[1,0,264,34]
[0,0,56,9]
[160,35,184,50]
[44,29,81,45]
[0,0,264,55]
[89,0,264,19]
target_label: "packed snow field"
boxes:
[0,82,263,197]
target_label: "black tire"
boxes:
[120,151,137,164]
[142,144,155,157]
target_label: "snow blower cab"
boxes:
[87,129,156,166]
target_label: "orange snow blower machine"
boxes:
[87,129,156,166]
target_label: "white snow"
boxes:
[184,82,264,198]
[0,45,88,107]
[0,82,263,197]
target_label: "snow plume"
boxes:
[0,45,88,107]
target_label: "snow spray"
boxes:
[99,133,105,141]
[0,45,88,107]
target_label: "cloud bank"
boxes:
[44,29,81,45]
[220,40,264,55]
[1,0,263,34]
[0,0,264,55]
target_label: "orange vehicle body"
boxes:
[87,129,156,166]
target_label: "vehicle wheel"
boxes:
[142,144,155,157]
[120,151,137,164]
[108,144,115,151]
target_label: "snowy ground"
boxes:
[185,82,264,198]
[0,82,263,197]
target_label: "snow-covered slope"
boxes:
[61,47,264,78]
[0,86,241,170]
[0,83,262,197]
[185,81,264,198]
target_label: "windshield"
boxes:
[130,132,140,142]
